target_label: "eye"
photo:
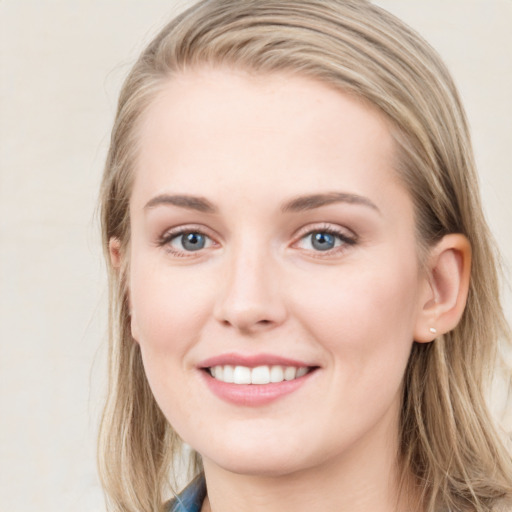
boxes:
[173,232,208,251]
[309,232,338,251]
[295,227,356,253]
[158,228,216,256]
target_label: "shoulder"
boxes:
[166,475,207,512]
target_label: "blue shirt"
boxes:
[167,475,207,512]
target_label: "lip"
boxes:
[198,352,314,369]
[197,352,319,406]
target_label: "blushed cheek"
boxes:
[129,269,179,351]
[134,295,194,354]
[297,265,419,358]
[129,261,214,358]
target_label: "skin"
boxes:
[111,67,471,512]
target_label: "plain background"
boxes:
[0,1,511,511]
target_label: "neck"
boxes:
[201,414,420,512]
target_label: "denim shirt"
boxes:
[167,475,207,512]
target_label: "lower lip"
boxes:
[200,370,315,406]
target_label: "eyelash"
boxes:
[293,224,357,256]
[156,223,357,258]
[157,225,218,258]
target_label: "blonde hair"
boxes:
[98,1,512,511]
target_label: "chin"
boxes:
[196,431,330,478]
[204,450,308,478]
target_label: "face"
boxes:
[124,68,431,477]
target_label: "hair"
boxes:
[98,1,512,511]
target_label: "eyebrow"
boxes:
[144,194,218,213]
[144,191,380,215]
[281,192,381,214]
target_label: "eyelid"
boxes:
[293,222,357,240]
[291,223,358,254]
[157,224,220,256]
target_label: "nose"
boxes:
[214,242,287,333]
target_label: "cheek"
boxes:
[291,256,421,383]
[129,256,215,357]
[128,259,217,428]
[289,266,420,443]
[298,263,419,336]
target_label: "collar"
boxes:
[168,474,207,512]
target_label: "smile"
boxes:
[199,354,319,405]
[209,365,310,384]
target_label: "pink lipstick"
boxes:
[198,352,318,406]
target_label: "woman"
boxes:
[98,1,512,511]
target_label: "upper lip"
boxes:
[198,352,316,369]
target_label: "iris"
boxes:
[311,232,336,251]
[181,232,206,251]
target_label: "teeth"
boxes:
[284,366,297,381]
[251,365,270,384]
[270,365,284,383]
[212,365,223,380]
[296,367,308,378]
[209,365,310,384]
[233,366,251,384]
[223,365,234,383]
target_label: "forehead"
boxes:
[132,67,406,215]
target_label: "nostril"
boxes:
[215,290,287,331]
[219,315,277,332]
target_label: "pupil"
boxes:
[182,233,205,251]
[312,232,335,251]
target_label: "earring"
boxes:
[429,327,437,334]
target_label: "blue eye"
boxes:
[181,232,206,251]
[310,232,336,251]
[166,231,212,252]
[296,228,355,253]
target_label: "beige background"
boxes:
[0,1,511,511]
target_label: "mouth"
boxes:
[197,353,319,405]
[206,364,314,384]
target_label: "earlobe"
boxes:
[414,234,471,343]
[109,237,122,269]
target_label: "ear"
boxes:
[109,237,122,269]
[109,237,139,342]
[414,234,471,343]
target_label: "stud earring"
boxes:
[429,327,437,334]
